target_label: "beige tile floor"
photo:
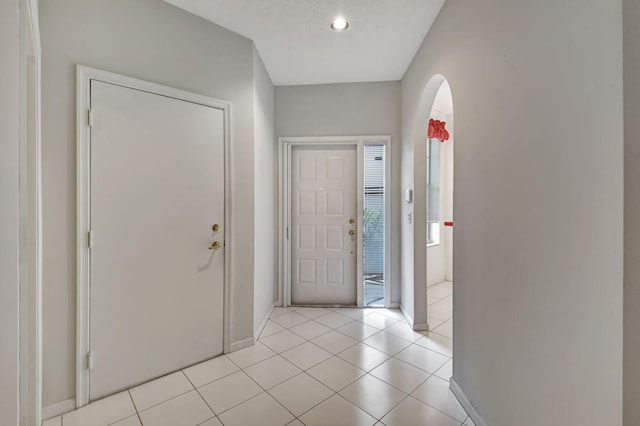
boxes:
[44,281,472,426]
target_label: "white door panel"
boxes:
[89,81,224,400]
[291,146,357,305]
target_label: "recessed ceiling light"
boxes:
[330,17,350,31]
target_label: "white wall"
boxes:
[275,81,402,306]
[403,0,623,424]
[624,0,640,424]
[426,246,445,286]
[0,1,20,424]
[40,0,257,407]
[253,47,276,333]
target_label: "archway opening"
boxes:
[425,80,454,339]
[408,74,454,332]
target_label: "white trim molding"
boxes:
[400,304,429,331]
[450,378,488,426]
[18,0,42,424]
[42,398,75,421]
[230,338,255,353]
[278,135,392,308]
[254,304,275,343]
[75,65,233,408]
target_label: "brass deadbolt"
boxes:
[212,224,220,232]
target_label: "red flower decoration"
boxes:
[428,119,449,142]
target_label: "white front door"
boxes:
[88,81,225,400]
[291,146,357,305]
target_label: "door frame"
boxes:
[18,0,42,423]
[75,65,233,408]
[278,136,391,308]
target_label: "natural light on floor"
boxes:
[46,301,466,426]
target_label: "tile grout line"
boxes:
[258,339,309,361]
[181,369,220,424]
[125,375,196,418]
[380,344,468,422]
[408,393,468,425]
[125,390,144,426]
[225,355,301,423]
[285,319,335,341]
[226,347,280,370]
[414,337,453,358]
[197,350,311,421]
[264,369,337,423]
[334,347,390,373]
[368,367,469,425]
[183,356,242,388]
[337,372,410,422]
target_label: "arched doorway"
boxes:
[409,74,454,332]
[402,74,465,421]
[425,81,454,338]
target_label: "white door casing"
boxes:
[279,136,392,309]
[291,146,357,305]
[76,66,232,406]
[18,1,42,423]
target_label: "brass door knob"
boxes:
[212,224,221,232]
[209,241,221,250]
[349,229,355,236]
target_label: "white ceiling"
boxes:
[163,0,445,86]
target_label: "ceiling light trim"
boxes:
[330,17,350,32]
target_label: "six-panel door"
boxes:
[291,146,357,305]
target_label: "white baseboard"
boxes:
[229,337,254,353]
[400,304,429,331]
[254,304,274,343]
[400,304,413,325]
[42,398,75,420]
[413,322,429,331]
[450,378,488,426]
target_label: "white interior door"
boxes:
[291,146,357,305]
[89,81,225,400]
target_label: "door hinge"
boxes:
[88,230,93,248]
[88,109,94,127]
[87,352,93,370]
[286,227,289,240]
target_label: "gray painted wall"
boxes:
[27,0,633,420]
[624,0,640,424]
[253,47,277,332]
[275,81,402,305]
[40,0,257,406]
[0,1,20,424]
[402,0,623,424]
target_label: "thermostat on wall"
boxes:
[405,188,413,203]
